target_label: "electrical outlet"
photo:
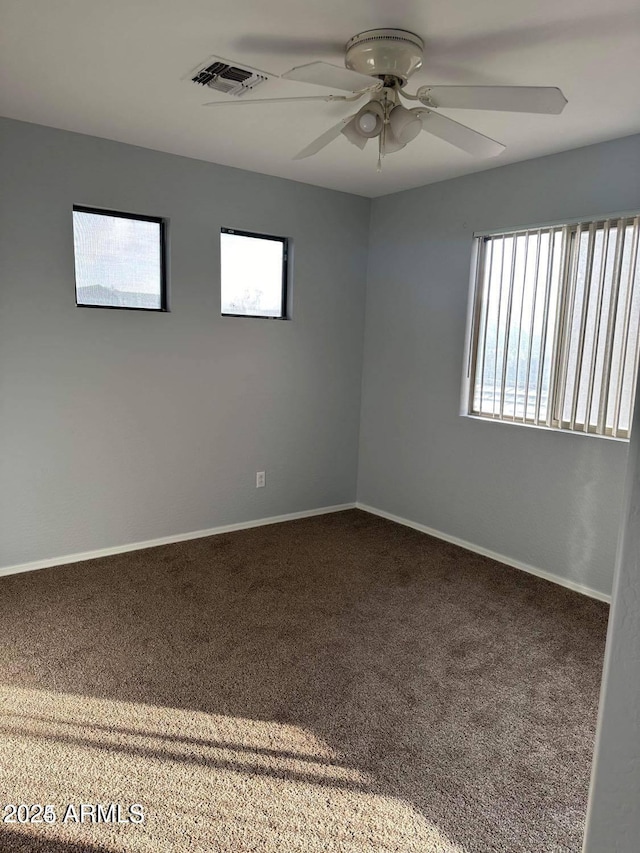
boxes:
[256,471,266,488]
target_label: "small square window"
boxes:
[73,206,167,311]
[220,228,288,318]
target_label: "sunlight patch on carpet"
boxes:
[0,686,465,853]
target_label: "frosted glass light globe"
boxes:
[358,112,378,134]
[389,104,423,144]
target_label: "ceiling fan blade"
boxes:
[203,95,353,107]
[418,110,505,157]
[282,61,377,93]
[293,117,354,160]
[417,86,567,114]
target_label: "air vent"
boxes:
[189,55,272,97]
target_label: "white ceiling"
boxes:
[1,0,639,197]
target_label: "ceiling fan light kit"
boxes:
[354,101,385,137]
[357,110,380,135]
[340,118,369,150]
[389,104,423,144]
[199,27,568,169]
[380,127,406,155]
[340,97,421,167]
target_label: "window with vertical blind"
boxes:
[466,214,640,439]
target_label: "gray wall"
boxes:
[2,117,639,596]
[582,341,640,852]
[358,134,640,597]
[0,118,370,568]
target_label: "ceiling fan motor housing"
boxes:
[345,29,424,85]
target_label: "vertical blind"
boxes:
[469,215,640,438]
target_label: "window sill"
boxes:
[462,412,629,442]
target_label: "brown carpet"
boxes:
[0,509,607,853]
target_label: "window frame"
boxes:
[72,205,168,312]
[463,210,640,441]
[220,227,289,320]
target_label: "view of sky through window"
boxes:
[220,231,285,318]
[73,210,163,310]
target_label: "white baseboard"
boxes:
[356,502,611,604]
[1,502,612,604]
[0,503,356,579]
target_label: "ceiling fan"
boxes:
[201,29,567,169]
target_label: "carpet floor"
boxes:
[0,509,608,853]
